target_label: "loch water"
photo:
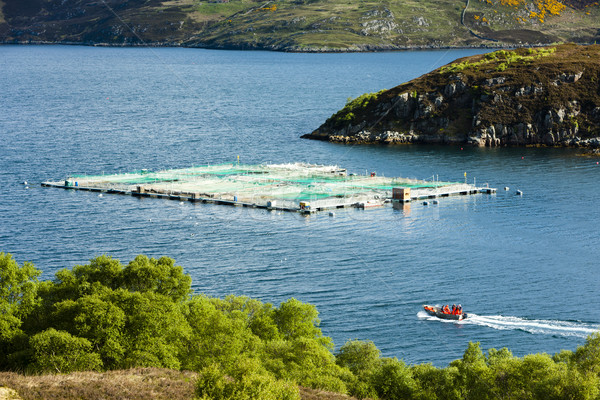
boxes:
[1,45,599,366]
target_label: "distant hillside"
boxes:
[303,43,600,146]
[0,0,599,51]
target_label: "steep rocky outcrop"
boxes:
[303,44,600,147]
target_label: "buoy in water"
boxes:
[504,186,509,191]
[423,201,429,206]
[98,193,103,197]
[516,190,523,196]
[23,181,28,185]
[328,212,335,217]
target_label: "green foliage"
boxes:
[29,328,103,373]
[371,357,418,400]
[336,339,380,377]
[273,298,322,340]
[451,342,493,400]
[411,363,461,400]
[195,362,300,400]
[261,335,348,392]
[440,60,477,73]
[441,47,557,74]
[0,253,345,397]
[182,295,260,371]
[574,332,600,375]
[3,251,600,400]
[326,90,385,127]
[496,62,508,72]
[120,255,192,302]
[111,290,190,370]
[51,295,126,368]
[0,252,41,341]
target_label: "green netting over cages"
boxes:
[64,163,462,203]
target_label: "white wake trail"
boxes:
[465,314,599,338]
[417,311,600,338]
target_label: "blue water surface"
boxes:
[1,45,599,366]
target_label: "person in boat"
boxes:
[452,304,457,315]
[458,304,462,315]
[442,305,450,314]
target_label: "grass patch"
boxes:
[440,46,557,73]
[0,368,197,400]
[326,90,386,127]
[195,2,250,16]
[0,369,361,400]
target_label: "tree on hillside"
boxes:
[0,252,40,342]
[120,255,192,302]
[273,298,322,341]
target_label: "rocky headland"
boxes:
[303,44,600,147]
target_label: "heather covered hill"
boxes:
[0,0,599,50]
[303,43,600,146]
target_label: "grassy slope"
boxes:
[0,0,598,50]
[193,0,470,50]
[0,368,357,400]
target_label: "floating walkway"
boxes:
[42,163,495,213]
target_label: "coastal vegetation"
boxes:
[0,0,599,51]
[304,43,600,147]
[3,251,600,399]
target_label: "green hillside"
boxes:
[0,0,598,50]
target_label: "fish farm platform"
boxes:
[42,163,496,213]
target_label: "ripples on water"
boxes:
[1,45,599,366]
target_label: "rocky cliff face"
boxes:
[304,44,600,147]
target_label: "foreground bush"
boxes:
[2,252,600,400]
[196,361,300,400]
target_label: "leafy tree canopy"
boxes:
[2,252,600,400]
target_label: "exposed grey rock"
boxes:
[413,16,429,27]
[485,77,506,86]
[361,19,399,35]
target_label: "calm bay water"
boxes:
[1,45,599,366]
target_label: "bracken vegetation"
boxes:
[3,251,600,400]
[326,90,386,128]
[439,46,556,73]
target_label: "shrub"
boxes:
[195,364,300,400]
[29,328,103,373]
